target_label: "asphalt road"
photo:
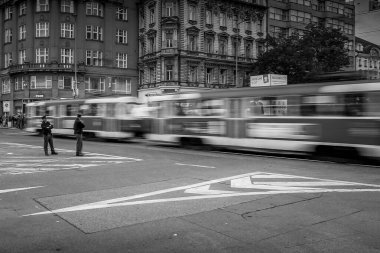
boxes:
[1,128,380,253]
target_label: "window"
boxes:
[2,79,11,94]
[205,37,214,53]
[116,29,128,44]
[18,50,26,64]
[5,29,12,43]
[165,2,173,16]
[206,10,212,24]
[245,42,252,57]
[148,67,154,83]
[19,2,26,16]
[269,8,287,21]
[232,40,239,56]
[166,64,173,80]
[4,53,12,67]
[5,6,13,20]
[85,77,105,92]
[61,0,74,13]
[289,0,311,6]
[219,12,226,26]
[86,50,103,66]
[61,23,74,38]
[36,22,49,37]
[219,39,227,55]
[206,68,213,84]
[269,26,287,37]
[370,0,380,11]
[245,20,252,31]
[116,53,128,68]
[116,7,128,20]
[86,25,103,41]
[189,66,197,82]
[189,5,196,21]
[36,0,49,12]
[35,48,48,63]
[149,6,155,24]
[58,76,73,89]
[290,10,311,24]
[112,78,131,94]
[149,37,155,52]
[86,2,103,17]
[19,25,26,40]
[61,48,73,64]
[326,1,344,14]
[220,69,227,84]
[188,34,197,51]
[30,76,52,89]
[165,30,174,47]
[257,19,263,33]
[344,24,353,35]
[233,15,238,29]
[344,7,353,18]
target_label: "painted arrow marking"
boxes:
[24,172,380,217]
[0,186,44,194]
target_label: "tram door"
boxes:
[228,98,244,138]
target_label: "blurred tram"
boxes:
[146,80,380,159]
[25,96,144,139]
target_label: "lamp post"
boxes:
[235,19,248,87]
[73,12,78,99]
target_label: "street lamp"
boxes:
[235,18,249,87]
[73,12,78,98]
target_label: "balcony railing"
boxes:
[9,62,85,74]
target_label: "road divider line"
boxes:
[175,163,216,168]
[0,186,44,194]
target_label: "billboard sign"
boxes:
[250,74,287,87]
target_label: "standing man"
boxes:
[73,113,85,156]
[41,115,58,156]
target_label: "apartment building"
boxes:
[0,0,138,116]
[137,0,267,101]
[268,0,355,67]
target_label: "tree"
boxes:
[252,23,350,84]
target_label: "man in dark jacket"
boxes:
[73,113,85,156]
[41,115,58,156]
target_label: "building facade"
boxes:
[0,0,139,116]
[355,0,380,45]
[137,0,267,102]
[355,37,380,79]
[267,0,355,68]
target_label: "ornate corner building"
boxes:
[0,0,138,116]
[137,0,267,101]
[355,37,380,80]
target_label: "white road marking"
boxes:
[175,163,216,168]
[24,172,380,217]
[184,185,240,195]
[0,186,44,194]
[0,142,142,175]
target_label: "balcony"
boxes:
[9,62,86,74]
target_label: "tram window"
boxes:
[174,100,200,116]
[106,104,115,117]
[246,96,298,117]
[64,104,79,116]
[35,106,42,116]
[302,95,344,116]
[344,93,364,116]
[46,106,56,117]
[366,92,380,116]
[199,99,225,116]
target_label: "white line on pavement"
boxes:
[0,186,44,194]
[175,163,216,168]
